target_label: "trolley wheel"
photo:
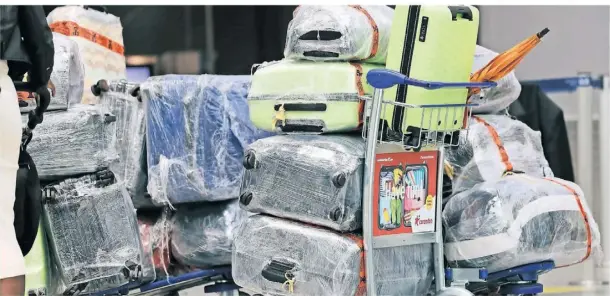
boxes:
[436,287,475,296]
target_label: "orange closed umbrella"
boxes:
[469,28,550,97]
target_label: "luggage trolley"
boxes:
[364,69,556,296]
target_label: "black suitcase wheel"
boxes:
[332,173,347,188]
[240,191,253,206]
[130,86,142,102]
[329,207,343,222]
[91,79,109,96]
[243,151,257,170]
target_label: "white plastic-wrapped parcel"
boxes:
[97,80,150,208]
[240,134,365,232]
[42,170,144,294]
[47,6,127,104]
[171,199,247,268]
[444,115,554,195]
[443,174,601,273]
[232,215,433,296]
[284,5,393,64]
[50,32,85,107]
[24,105,115,181]
[469,45,522,114]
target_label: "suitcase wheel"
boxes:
[239,191,253,206]
[243,151,257,170]
[104,114,117,123]
[91,79,109,96]
[329,207,343,222]
[332,173,347,188]
[130,86,141,101]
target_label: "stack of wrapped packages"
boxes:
[442,45,602,274]
[20,6,159,295]
[232,6,437,296]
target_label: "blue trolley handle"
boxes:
[366,69,497,90]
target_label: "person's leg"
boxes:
[0,60,27,296]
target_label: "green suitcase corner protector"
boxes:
[382,5,479,134]
[24,224,49,296]
[247,60,382,133]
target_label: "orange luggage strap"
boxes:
[543,178,593,267]
[349,5,380,60]
[344,234,366,296]
[49,21,125,56]
[471,115,515,174]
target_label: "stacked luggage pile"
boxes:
[233,6,436,296]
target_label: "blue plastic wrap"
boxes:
[141,75,273,205]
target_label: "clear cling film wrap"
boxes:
[240,134,365,232]
[42,170,144,295]
[444,115,554,195]
[47,5,127,104]
[50,32,85,107]
[24,105,115,181]
[141,75,274,206]
[469,45,522,114]
[97,79,150,208]
[284,5,394,64]
[232,215,434,296]
[248,59,381,134]
[138,210,173,282]
[171,199,247,268]
[443,174,602,273]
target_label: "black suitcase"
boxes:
[239,135,365,232]
[171,199,247,268]
[43,170,143,294]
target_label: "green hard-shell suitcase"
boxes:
[24,225,49,296]
[382,5,479,144]
[248,60,383,133]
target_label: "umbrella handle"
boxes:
[366,69,497,90]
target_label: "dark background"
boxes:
[43,6,296,75]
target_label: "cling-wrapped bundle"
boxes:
[240,135,365,232]
[49,32,85,107]
[284,5,394,64]
[445,115,554,195]
[42,170,143,295]
[443,174,601,273]
[232,215,434,296]
[142,75,272,205]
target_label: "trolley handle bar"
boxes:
[14,81,50,132]
[366,69,497,90]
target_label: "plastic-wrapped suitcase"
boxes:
[248,60,382,133]
[24,105,115,181]
[382,5,479,137]
[240,135,365,232]
[95,79,151,208]
[443,174,601,273]
[233,215,433,296]
[141,75,273,205]
[138,211,172,280]
[469,45,521,114]
[171,199,247,268]
[50,32,85,108]
[47,5,127,104]
[444,115,554,195]
[284,5,393,64]
[42,170,144,295]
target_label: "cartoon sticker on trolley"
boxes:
[373,151,438,236]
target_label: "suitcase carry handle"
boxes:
[262,260,297,284]
[14,82,50,133]
[366,69,497,90]
[274,103,327,112]
[448,6,474,21]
